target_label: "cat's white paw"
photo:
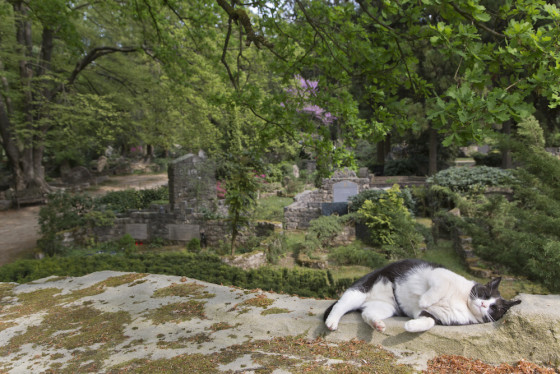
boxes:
[404,317,435,333]
[373,320,386,332]
[325,317,338,331]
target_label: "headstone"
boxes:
[292,164,300,179]
[167,224,200,241]
[63,166,92,184]
[478,145,490,155]
[168,153,217,213]
[333,181,359,203]
[358,167,369,178]
[125,223,148,240]
[105,145,114,157]
[96,156,108,173]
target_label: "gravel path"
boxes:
[0,173,168,266]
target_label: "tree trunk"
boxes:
[502,120,512,169]
[428,126,438,176]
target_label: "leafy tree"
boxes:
[0,1,140,194]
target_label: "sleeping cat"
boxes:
[324,259,521,333]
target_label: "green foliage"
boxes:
[262,232,288,264]
[96,186,169,213]
[472,151,502,167]
[355,185,423,256]
[517,116,545,148]
[38,192,97,256]
[383,159,417,176]
[253,196,293,222]
[427,166,515,193]
[349,187,415,213]
[0,252,350,298]
[38,187,168,255]
[328,244,386,269]
[186,238,201,253]
[83,210,116,228]
[306,215,344,247]
[117,234,136,256]
[449,127,560,291]
[39,192,94,235]
[224,153,262,255]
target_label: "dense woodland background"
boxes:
[1,0,560,193]
[2,1,560,294]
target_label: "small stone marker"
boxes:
[167,224,200,241]
[333,181,358,203]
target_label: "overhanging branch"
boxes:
[67,46,138,86]
[215,0,274,49]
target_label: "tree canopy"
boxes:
[1,0,560,193]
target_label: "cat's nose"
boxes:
[481,301,486,308]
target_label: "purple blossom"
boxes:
[284,75,336,125]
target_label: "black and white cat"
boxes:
[324,259,521,333]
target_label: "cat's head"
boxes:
[469,277,521,322]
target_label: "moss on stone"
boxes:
[144,300,207,324]
[261,307,292,315]
[152,282,215,299]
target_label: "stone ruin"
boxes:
[284,168,375,230]
[66,152,277,254]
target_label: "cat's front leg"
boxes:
[404,316,435,332]
[418,290,443,309]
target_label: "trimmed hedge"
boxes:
[0,252,352,298]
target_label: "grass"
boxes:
[253,195,293,221]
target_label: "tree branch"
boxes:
[449,3,507,39]
[215,0,274,49]
[67,46,138,86]
[221,18,238,90]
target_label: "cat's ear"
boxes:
[486,277,502,290]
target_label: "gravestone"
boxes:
[168,153,217,213]
[125,223,148,240]
[333,181,359,203]
[167,224,200,241]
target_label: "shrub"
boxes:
[187,238,201,253]
[39,192,94,235]
[95,186,169,213]
[38,192,97,256]
[383,158,416,176]
[263,232,288,264]
[349,187,415,213]
[354,185,423,256]
[427,166,515,193]
[306,215,344,247]
[328,244,386,268]
[449,118,560,291]
[0,252,353,298]
[472,151,502,167]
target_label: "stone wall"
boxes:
[284,190,322,230]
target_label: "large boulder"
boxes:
[0,272,558,372]
[325,293,560,368]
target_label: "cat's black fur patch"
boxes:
[350,259,441,293]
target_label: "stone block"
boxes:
[125,223,148,240]
[167,224,200,241]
